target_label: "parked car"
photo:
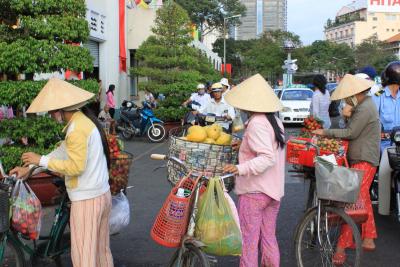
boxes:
[278,88,313,123]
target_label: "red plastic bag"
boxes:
[11,180,42,239]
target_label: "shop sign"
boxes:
[368,0,400,13]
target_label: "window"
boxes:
[393,29,396,32]
[387,28,390,32]
[340,31,343,38]
[345,29,349,36]
[373,17,378,21]
[335,32,338,39]
[386,14,397,21]
[372,26,377,29]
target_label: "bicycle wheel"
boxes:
[295,206,362,267]
[168,244,210,267]
[0,233,30,267]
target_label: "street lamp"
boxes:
[332,56,348,79]
[223,14,241,76]
[282,39,297,87]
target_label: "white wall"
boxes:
[86,0,130,109]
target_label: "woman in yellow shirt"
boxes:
[11,78,113,267]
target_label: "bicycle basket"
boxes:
[151,174,201,248]
[387,147,400,170]
[109,151,133,195]
[315,157,364,204]
[167,127,238,188]
[0,186,9,232]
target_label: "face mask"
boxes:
[198,89,205,95]
[345,96,358,107]
[50,110,64,124]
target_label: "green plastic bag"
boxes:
[195,177,242,256]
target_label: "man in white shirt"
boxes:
[182,83,211,111]
[220,78,230,97]
[199,83,235,130]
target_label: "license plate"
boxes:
[205,116,216,123]
[296,115,306,119]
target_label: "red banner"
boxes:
[119,0,127,72]
[221,64,232,75]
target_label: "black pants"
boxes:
[109,108,115,119]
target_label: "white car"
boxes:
[278,88,313,123]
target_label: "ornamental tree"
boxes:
[0,0,93,78]
[132,2,221,122]
[0,0,95,172]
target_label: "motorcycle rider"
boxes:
[198,82,235,131]
[182,83,211,112]
[220,77,230,96]
[373,61,400,216]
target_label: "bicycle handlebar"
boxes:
[150,154,235,181]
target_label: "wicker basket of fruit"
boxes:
[168,125,238,188]
[109,152,133,195]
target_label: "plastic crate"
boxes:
[286,137,348,167]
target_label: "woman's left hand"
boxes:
[312,129,325,136]
[223,164,239,175]
[21,152,41,166]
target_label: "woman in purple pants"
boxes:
[224,74,285,267]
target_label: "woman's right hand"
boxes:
[9,166,30,179]
[342,104,353,118]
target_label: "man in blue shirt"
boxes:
[373,61,400,216]
[373,61,400,143]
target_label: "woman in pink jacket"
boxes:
[106,84,116,118]
[224,74,285,267]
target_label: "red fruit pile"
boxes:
[107,135,121,158]
[12,194,41,240]
[300,116,323,137]
[109,153,132,195]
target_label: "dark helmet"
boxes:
[381,61,400,87]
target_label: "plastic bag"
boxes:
[109,192,130,235]
[195,177,242,256]
[223,191,241,233]
[11,180,42,240]
[232,110,244,133]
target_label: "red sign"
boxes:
[221,64,232,75]
[369,0,400,12]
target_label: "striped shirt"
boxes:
[310,90,331,129]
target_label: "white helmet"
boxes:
[197,83,205,90]
[220,78,229,87]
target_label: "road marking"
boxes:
[132,142,166,162]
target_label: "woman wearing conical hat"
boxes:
[223,74,285,267]
[10,78,114,267]
[313,74,380,264]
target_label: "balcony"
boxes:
[325,14,366,30]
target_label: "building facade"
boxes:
[236,0,287,40]
[325,0,400,47]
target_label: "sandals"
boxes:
[332,251,346,266]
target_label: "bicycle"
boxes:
[151,154,235,267]
[0,162,71,267]
[290,142,363,267]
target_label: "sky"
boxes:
[287,0,352,45]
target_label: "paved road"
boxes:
[37,127,400,266]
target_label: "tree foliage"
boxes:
[132,2,220,122]
[355,36,398,73]
[176,0,246,38]
[0,0,92,76]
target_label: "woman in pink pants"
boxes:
[224,74,285,267]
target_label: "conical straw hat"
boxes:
[27,78,95,113]
[224,74,283,112]
[331,74,375,101]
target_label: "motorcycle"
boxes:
[378,126,400,222]
[117,100,166,142]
